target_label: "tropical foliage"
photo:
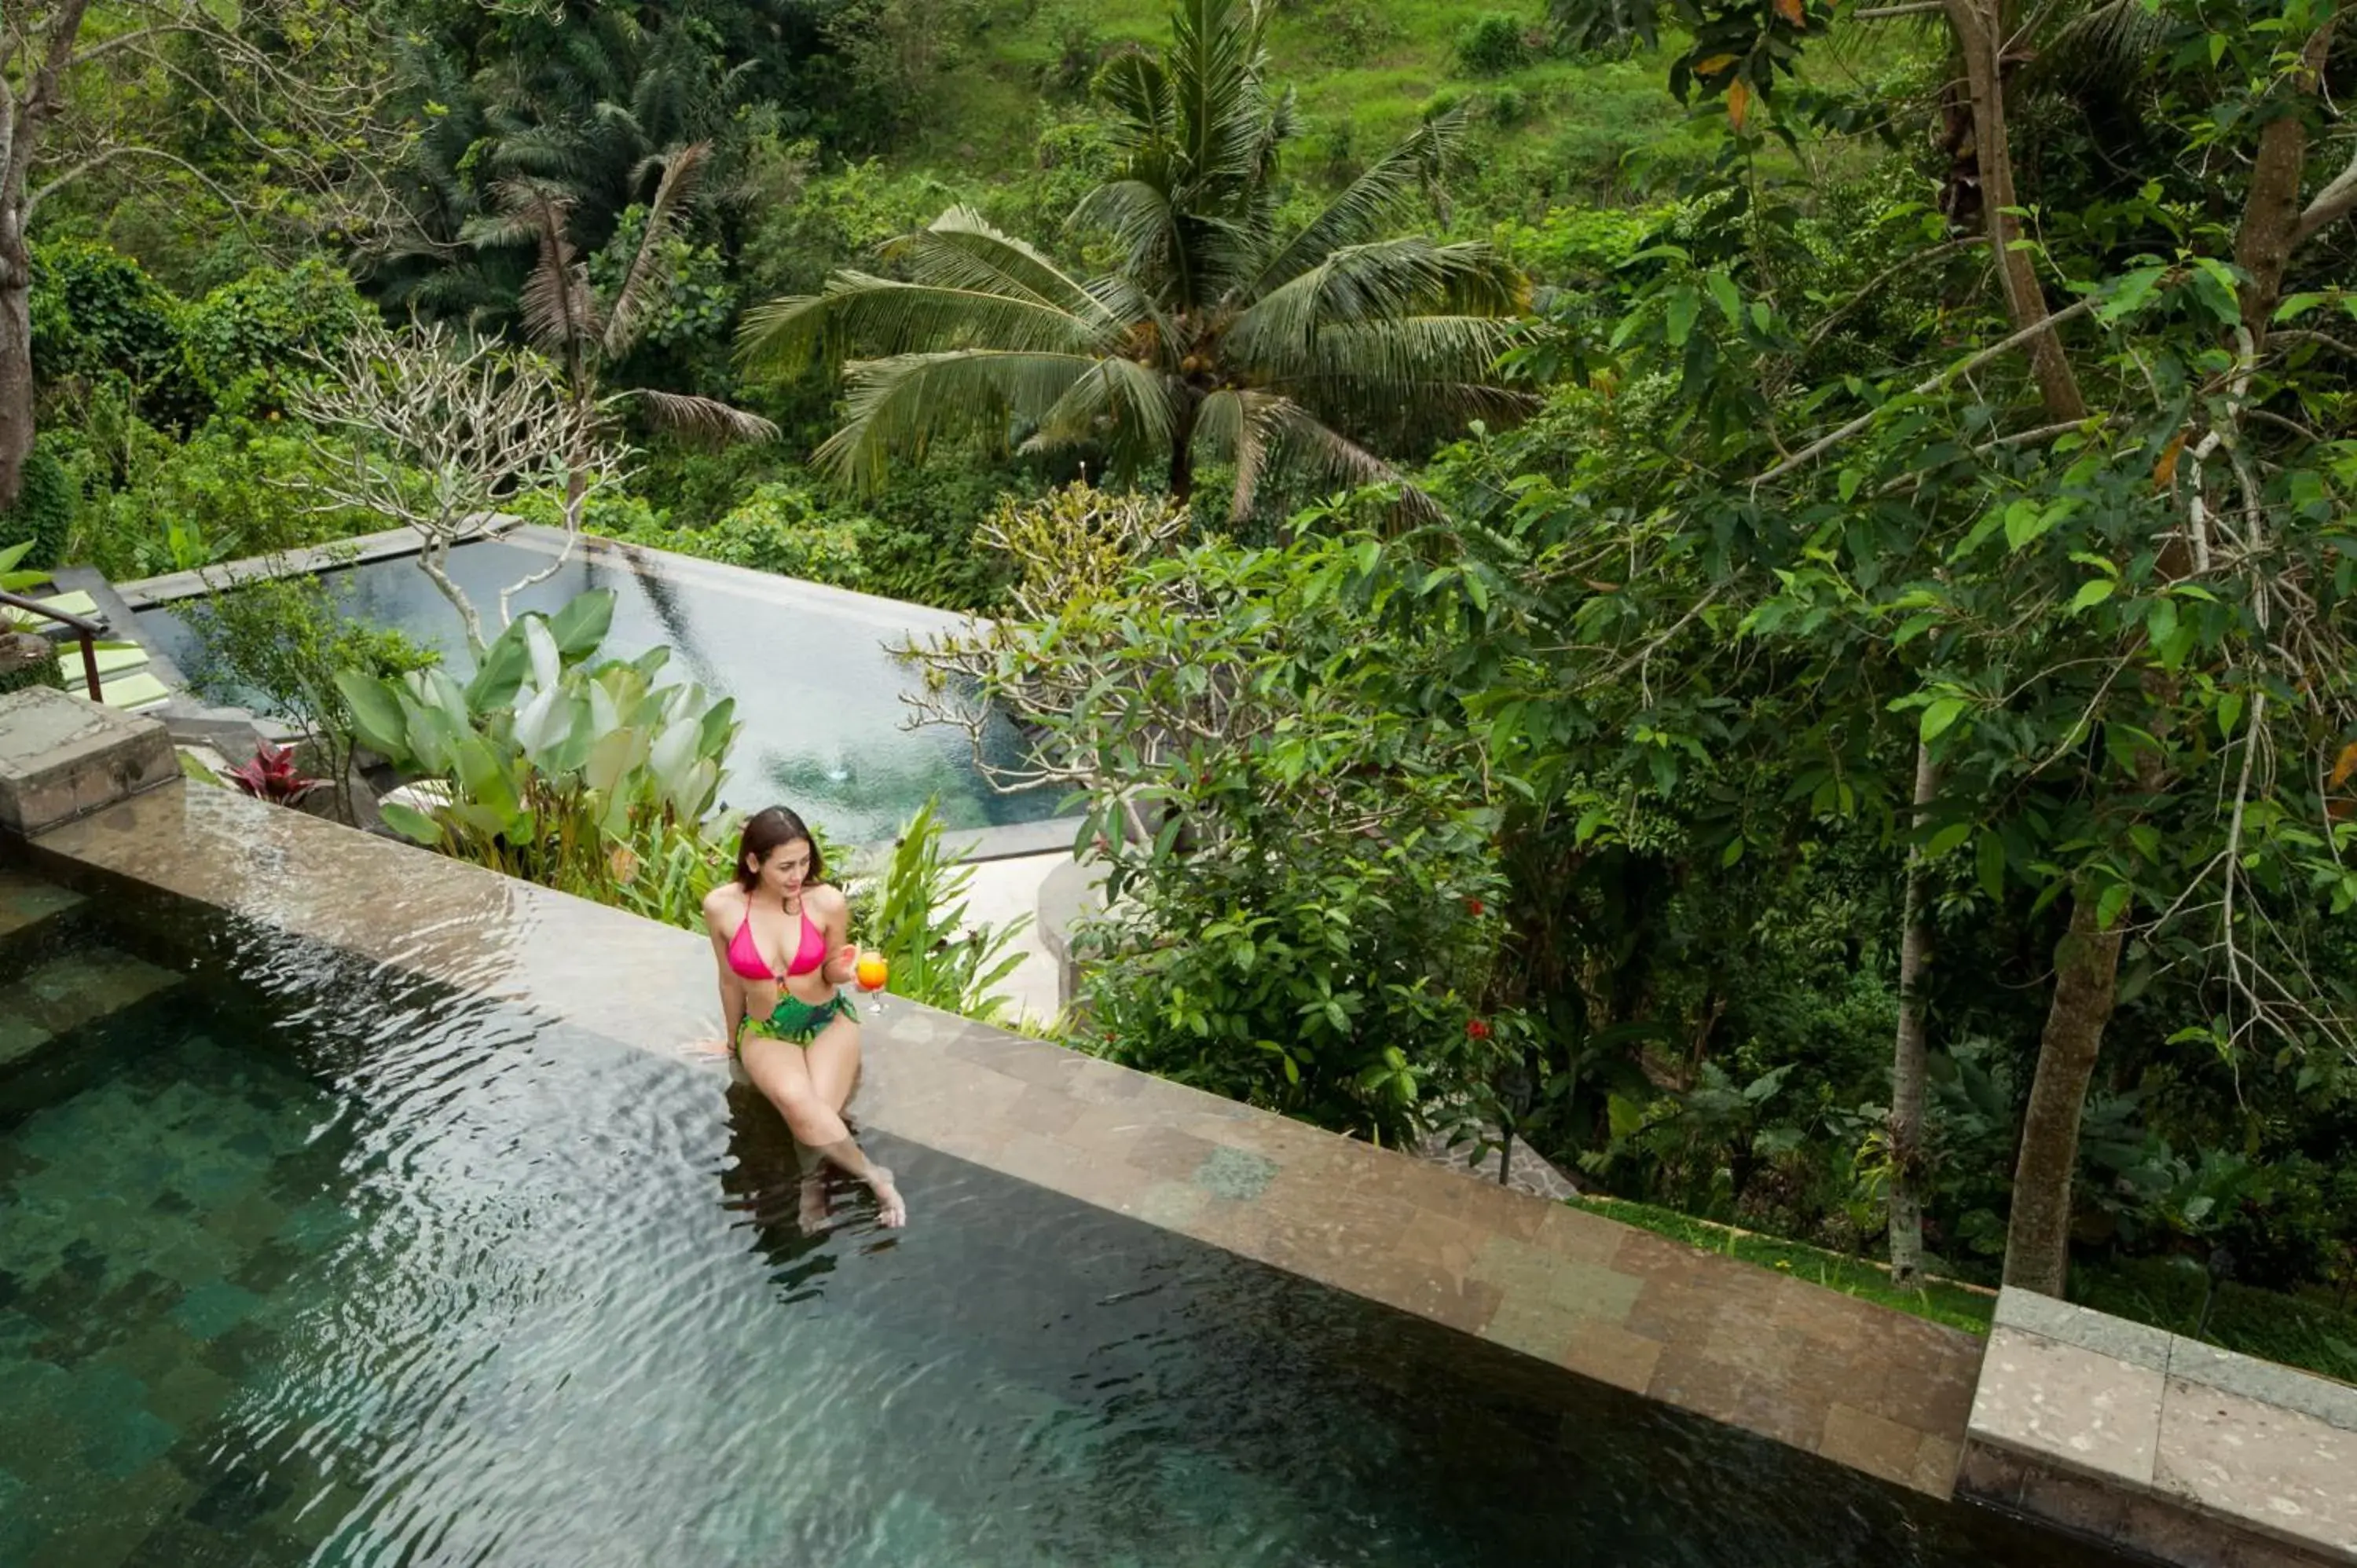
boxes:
[740,0,1531,514]
[176,564,442,822]
[16,0,2357,1373]
[336,589,742,901]
[856,798,1032,1024]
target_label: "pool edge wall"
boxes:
[21,773,2000,1507]
[1959,1288,2357,1566]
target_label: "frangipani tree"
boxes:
[740,0,1530,515]
[476,141,778,466]
[290,319,627,653]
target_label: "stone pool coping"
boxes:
[1960,1288,2357,1566]
[25,780,1984,1499]
[112,518,519,609]
[499,525,990,639]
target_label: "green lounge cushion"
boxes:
[100,671,171,709]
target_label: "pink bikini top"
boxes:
[728,896,825,981]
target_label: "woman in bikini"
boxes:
[703,806,907,1228]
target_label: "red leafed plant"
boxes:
[228,742,326,808]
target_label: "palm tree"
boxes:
[739,0,1530,515]
[475,142,777,522]
[377,4,752,329]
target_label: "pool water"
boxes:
[136,536,1063,846]
[0,874,2134,1567]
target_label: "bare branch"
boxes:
[287,321,629,650]
[26,144,255,237]
[2293,147,2357,248]
[1750,291,2108,489]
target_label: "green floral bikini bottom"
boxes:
[736,992,858,1054]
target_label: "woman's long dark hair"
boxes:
[735,806,825,891]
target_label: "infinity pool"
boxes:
[135,533,1060,844]
[0,871,2133,1566]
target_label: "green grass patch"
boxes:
[1568,1195,1999,1336]
[2072,1258,2357,1387]
[904,0,1698,213]
[1574,1196,2357,1388]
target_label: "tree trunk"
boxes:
[0,218,34,513]
[1168,397,1197,502]
[1944,0,2086,424]
[1886,742,1939,1289]
[2001,884,2126,1297]
[418,533,487,654]
[2232,19,2337,340]
[0,0,101,512]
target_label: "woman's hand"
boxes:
[824,943,860,984]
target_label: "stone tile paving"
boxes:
[1964,1287,2357,1566]
[0,866,83,938]
[0,1017,346,1568]
[31,780,1989,1497]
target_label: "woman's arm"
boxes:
[702,888,750,1043]
[816,885,860,986]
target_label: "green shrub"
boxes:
[1454,13,1534,75]
[1490,203,1657,284]
[1547,0,1663,55]
[1310,2,1402,65]
[585,481,873,589]
[178,258,371,405]
[0,445,76,569]
[174,566,441,821]
[587,463,1030,612]
[28,240,181,386]
[708,483,871,586]
[1035,2,1104,93]
[856,797,1029,1023]
[930,527,1521,1143]
[67,412,383,578]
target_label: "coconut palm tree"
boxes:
[471,141,776,531]
[377,4,753,329]
[738,0,1530,515]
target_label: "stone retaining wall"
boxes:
[1959,1288,2356,1565]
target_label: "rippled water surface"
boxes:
[0,885,2133,1567]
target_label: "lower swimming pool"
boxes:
[0,870,2133,1567]
[133,531,1060,845]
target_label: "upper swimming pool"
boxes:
[0,867,2138,1567]
[132,531,1061,846]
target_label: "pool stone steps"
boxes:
[0,866,86,945]
[0,921,185,1115]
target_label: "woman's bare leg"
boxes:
[803,1014,860,1113]
[794,1139,831,1234]
[803,1016,904,1225]
[740,1028,904,1227]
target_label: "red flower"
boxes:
[1465,897,1485,916]
[1466,1018,1491,1041]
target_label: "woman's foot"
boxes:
[866,1166,907,1228]
[797,1172,830,1235]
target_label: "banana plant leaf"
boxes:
[548,588,615,661]
[379,800,445,846]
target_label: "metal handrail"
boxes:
[0,588,104,702]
